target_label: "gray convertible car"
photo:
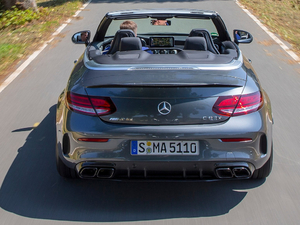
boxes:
[56,9,273,180]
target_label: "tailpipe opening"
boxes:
[79,167,97,178]
[215,168,233,179]
[97,168,115,178]
[232,167,251,178]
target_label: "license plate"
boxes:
[131,141,199,155]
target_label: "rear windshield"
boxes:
[105,18,218,37]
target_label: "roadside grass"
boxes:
[0,0,86,83]
[239,0,300,58]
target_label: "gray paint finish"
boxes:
[0,1,299,225]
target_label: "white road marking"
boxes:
[236,0,300,64]
[0,0,92,94]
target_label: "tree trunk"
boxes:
[1,0,37,10]
[19,0,38,10]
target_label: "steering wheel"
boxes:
[138,37,147,47]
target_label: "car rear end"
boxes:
[56,66,273,180]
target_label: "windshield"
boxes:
[105,18,219,37]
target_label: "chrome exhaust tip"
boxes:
[232,167,251,178]
[215,168,233,179]
[79,167,97,178]
[97,168,115,178]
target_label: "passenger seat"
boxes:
[183,37,207,51]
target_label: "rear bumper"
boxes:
[75,160,255,180]
[56,101,273,180]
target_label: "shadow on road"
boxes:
[0,105,264,222]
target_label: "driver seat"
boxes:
[189,29,219,54]
[106,29,136,55]
[120,37,142,51]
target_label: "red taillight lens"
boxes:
[213,91,263,116]
[220,138,252,142]
[78,138,109,142]
[66,92,116,116]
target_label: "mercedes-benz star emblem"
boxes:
[158,101,171,115]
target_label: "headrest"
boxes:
[114,29,135,38]
[119,37,142,51]
[106,29,136,54]
[189,29,209,37]
[183,37,207,51]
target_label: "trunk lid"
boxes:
[83,68,246,125]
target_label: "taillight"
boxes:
[213,91,263,116]
[66,92,116,116]
[78,138,109,142]
[220,138,252,142]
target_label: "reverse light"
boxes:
[213,91,263,116]
[66,92,116,116]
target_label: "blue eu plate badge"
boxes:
[131,141,138,155]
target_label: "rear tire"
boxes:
[56,145,77,178]
[252,146,273,179]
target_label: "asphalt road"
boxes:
[0,0,300,224]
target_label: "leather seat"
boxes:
[183,37,207,51]
[188,29,219,54]
[119,37,142,51]
[106,29,135,54]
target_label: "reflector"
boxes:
[78,138,109,142]
[220,138,252,142]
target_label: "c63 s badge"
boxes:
[109,118,133,122]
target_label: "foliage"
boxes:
[0,6,50,29]
[0,0,86,79]
[290,0,300,10]
[0,43,24,62]
[240,0,300,54]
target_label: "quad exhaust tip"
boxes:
[232,167,251,178]
[216,167,251,179]
[216,168,233,178]
[79,167,115,179]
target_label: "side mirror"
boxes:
[233,29,253,45]
[72,30,91,45]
